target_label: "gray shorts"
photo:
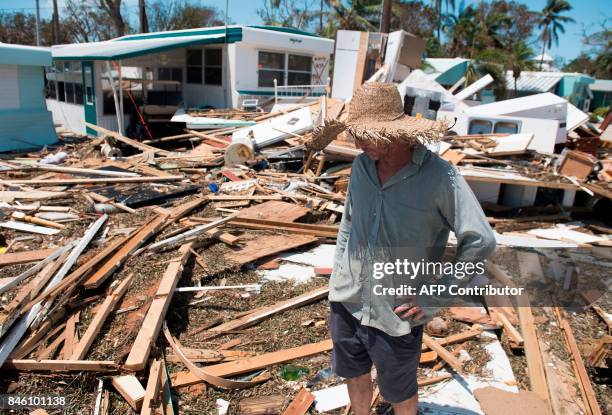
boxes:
[329,302,424,404]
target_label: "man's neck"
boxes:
[376,143,414,186]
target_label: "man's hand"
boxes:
[394,303,425,321]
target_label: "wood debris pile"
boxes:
[0,98,610,414]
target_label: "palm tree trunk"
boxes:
[539,28,547,71]
[514,77,518,98]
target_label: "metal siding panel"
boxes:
[0,65,21,110]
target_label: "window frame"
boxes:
[204,48,223,86]
[186,49,203,84]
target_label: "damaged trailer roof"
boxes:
[51,33,230,61]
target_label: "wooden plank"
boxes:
[555,307,603,415]
[496,312,524,346]
[489,260,550,405]
[60,311,79,359]
[0,248,59,267]
[422,333,464,373]
[23,234,130,311]
[111,375,146,411]
[2,176,183,186]
[140,359,163,415]
[123,244,192,371]
[225,234,318,265]
[240,395,285,415]
[237,201,310,222]
[418,373,453,387]
[85,122,172,156]
[421,328,482,352]
[2,359,118,371]
[83,214,169,289]
[36,332,65,360]
[189,216,339,238]
[196,286,328,337]
[283,388,315,415]
[71,275,133,360]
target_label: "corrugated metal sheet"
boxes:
[505,71,563,92]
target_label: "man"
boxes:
[328,83,496,415]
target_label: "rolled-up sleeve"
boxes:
[439,166,496,263]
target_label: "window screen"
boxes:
[204,49,222,85]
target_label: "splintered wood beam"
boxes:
[71,275,134,360]
[123,244,192,371]
[83,214,169,289]
[283,388,315,415]
[140,360,163,415]
[422,334,464,373]
[111,375,146,411]
[421,328,482,352]
[2,359,118,371]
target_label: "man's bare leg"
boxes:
[392,393,418,415]
[346,372,372,415]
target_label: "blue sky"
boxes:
[0,0,608,63]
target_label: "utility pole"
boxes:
[52,0,60,44]
[380,0,391,34]
[139,0,149,33]
[35,0,41,46]
[319,0,323,34]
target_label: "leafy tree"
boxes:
[537,0,575,70]
[148,1,224,31]
[258,0,318,31]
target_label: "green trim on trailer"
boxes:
[114,26,243,42]
[247,25,320,38]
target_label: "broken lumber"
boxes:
[555,307,603,415]
[0,247,60,268]
[189,216,339,238]
[83,214,169,289]
[0,215,107,367]
[29,164,141,177]
[283,388,315,415]
[147,214,238,251]
[489,261,550,405]
[111,375,146,411]
[2,359,118,371]
[124,244,192,371]
[172,340,435,388]
[85,122,172,156]
[162,323,267,389]
[1,176,183,186]
[71,274,133,360]
[421,328,482,352]
[140,359,163,415]
[196,285,329,337]
[422,334,464,373]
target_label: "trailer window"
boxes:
[468,120,493,134]
[288,54,312,85]
[158,67,182,83]
[258,51,285,87]
[186,49,202,84]
[204,48,222,85]
[494,121,519,134]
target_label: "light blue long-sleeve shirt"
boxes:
[329,143,496,336]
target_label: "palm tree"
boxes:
[431,0,455,44]
[537,0,575,70]
[322,0,380,38]
[508,42,536,97]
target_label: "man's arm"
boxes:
[440,166,496,263]
[332,189,352,275]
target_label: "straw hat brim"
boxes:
[343,115,446,144]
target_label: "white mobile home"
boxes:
[46,25,334,136]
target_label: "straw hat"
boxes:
[343,82,445,144]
